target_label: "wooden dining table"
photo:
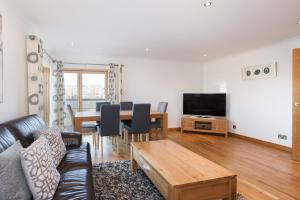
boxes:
[74,110,169,139]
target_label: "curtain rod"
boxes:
[63,62,109,66]
[42,49,122,67]
[43,49,55,63]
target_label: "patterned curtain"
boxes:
[107,63,123,104]
[50,61,67,130]
[27,35,44,117]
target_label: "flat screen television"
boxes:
[183,93,226,116]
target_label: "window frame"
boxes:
[64,68,108,112]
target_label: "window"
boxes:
[64,69,107,112]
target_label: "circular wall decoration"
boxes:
[264,67,270,74]
[254,69,261,75]
[27,52,39,64]
[246,70,251,76]
[28,94,39,105]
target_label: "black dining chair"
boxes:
[96,101,111,112]
[120,101,133,111]
[150,102,168,138]
[124,104,151,144]
[120,101,133,138]
[96,101,111,127]
[98,104,121,156]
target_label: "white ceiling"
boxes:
[6,0,300,61]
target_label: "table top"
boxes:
[132,140,236,187]
[75,110,164,118]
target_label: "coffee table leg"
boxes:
[230,177,237,200]
[227,176,237,200]
[131,145,138,172]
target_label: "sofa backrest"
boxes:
[2,115,46,148]
[0,126,17,153]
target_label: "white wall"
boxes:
[0,1,34,122]
[56,54,202,128]
[201,36,300,147]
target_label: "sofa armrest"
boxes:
[61,131,82,147]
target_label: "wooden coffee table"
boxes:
[131,140,237,200]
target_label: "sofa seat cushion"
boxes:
[53,168,95,200]
[58,142,91,173]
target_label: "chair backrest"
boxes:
[96,101,111,112]
[100,105,120,136]
[120,101,133,111]
[67,104,75,127]
[130,104,151,133]
[157,102,168,112]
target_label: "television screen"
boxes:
[183,93,226,116]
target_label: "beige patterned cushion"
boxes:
[20,136,60,200]
[34,126,66,166]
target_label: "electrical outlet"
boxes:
[232,125,237,129]
[278,134,287,140]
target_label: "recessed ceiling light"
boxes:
[204,2,212,7]
[203,54,207,57]
[145,48,150,53]
[297,21,300,25]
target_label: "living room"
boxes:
[0,0,300,200]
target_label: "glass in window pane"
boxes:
[82,73,106,111]
[64,73,78,112]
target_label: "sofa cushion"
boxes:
[21,136,60,200]
[53,168,95,200]
[58,142,91,173]
[34,126,67,167]
[0,141,32,200]
[3,115,46,147]
[0,126,16,153]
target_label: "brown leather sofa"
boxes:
[0,114,95,200]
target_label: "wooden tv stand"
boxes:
[181,115,228,137]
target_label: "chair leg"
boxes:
[125,130,128,144]
[132,134,134,143]
[93,133,95,149]
[101,136,103,158]
[116,136,119,154]
[97,133,100,149]
[146,133,150,142]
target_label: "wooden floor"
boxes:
[83,131,300,200]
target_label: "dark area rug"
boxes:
[93,160,246,200]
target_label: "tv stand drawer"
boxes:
[181,116,228,137]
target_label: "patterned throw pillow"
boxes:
[20,135,60,200]
[33,126,66,166]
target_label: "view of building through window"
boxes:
[64,71,107,112]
